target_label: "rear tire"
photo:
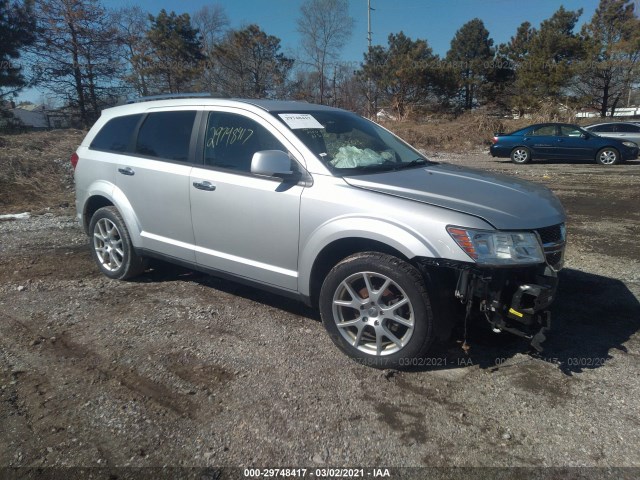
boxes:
[596,147,619,165]
[510,147,531,164]
[319,252,434,369]
[89,206,145,280]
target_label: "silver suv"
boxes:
[73,96,566,368]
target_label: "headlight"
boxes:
[622,141,637,148]
[447,226,545,265]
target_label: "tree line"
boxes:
[1,0,639,127]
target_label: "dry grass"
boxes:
[0,129,85,212]
[382,106,588,153]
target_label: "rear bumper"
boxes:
[489,145,509,157]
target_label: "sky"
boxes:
[17,0,602,103]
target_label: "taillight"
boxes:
[70,152,79,170]
[492,136,499,144]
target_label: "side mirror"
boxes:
[251,150,295,178]
[581,132,590,139]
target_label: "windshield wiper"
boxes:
[393,158,431,170]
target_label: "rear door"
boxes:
[189,109,304,291]
[115,108,200,262]
[526,125,559,158]
[615,123,640,145]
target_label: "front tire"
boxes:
[319,252,434,369]
[510,146,531,164]
[89,206,145,280]
[596,147,619,165]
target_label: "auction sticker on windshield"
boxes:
[278,113,324,129]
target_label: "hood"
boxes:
[344,163,566,230]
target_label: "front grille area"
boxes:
[535,223,566,270]
[536,224,564,244]
[545,251,563,268]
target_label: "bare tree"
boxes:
[31,0,123,126]
[297,0,354,104]
[113,6,151,97]
[192,4,228,53]
[192,4,229,92]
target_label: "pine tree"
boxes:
[575,0,640,116]
[141,10,204,93]
[445,18,494,111]
[501,7,585,113]
[0,0,36,97]
[360,32,441,119]
[212,25,293,98]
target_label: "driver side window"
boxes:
[559,126,582,137]
[204,112,287,173]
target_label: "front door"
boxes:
[557,125,591,159]
[190,110,304,291]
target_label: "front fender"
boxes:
[298,215,439,297]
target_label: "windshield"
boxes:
[272,110,434,175]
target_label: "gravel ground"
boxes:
[0,150,639,477]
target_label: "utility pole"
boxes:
[367,0,375,118]
[367,0,372,51]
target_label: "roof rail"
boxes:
[125,92,230,104]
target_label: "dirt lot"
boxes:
[0,130,639,477]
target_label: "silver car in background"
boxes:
[584,122,640,146]
[72,96,566,368]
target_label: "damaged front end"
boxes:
[421,223,566,352]
[454,265,557,351]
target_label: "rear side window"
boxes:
[617,123,640,133]
[90,114,142,152]
[590,124,615,133]
[530,125,556,136]
[135,111,197,162]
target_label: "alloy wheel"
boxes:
[331,271,415,356]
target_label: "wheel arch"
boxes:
[81,183,142,246]
[83,195,113,234]
[304,236,437,309]
[299,218,442,306]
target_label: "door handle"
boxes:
[118,167,135,176]
[192,180,216,191]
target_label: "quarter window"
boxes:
[204,112,287,172]
[135,111,196,162]
[90,114,142,152]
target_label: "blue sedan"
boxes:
[490,123,639,165]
